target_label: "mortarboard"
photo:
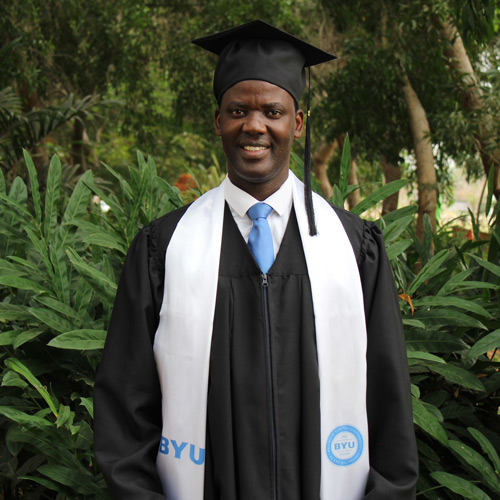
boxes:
[192,20,336,235]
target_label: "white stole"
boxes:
[153,173,369,499]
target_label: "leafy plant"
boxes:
[1,145,499,499]
[334,138,500,499]
[0,151,183,498]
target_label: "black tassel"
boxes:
[304,68,317,236]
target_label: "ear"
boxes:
[294,109,304,139]
[214,108,221,137]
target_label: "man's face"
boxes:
[215,80,304,200]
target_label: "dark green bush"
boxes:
[0,148,499,499]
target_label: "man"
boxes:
[94,20,418,500]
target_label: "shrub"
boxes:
[0,151,183,499]
[0,147,499,499]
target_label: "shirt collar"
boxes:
[224,173,293,217]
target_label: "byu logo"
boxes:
[326,425,363,466]
[159,436,205,465]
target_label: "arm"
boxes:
[360,221,418,499]
[94,227,165,499]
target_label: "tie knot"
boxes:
[248,202,273,221]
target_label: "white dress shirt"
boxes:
[224,174,293,260]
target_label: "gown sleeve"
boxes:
[93,225,165,499]
[359,221,419,499]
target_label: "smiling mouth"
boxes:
[242,145,269,151]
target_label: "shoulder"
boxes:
[130,204,190,273]
[327,203,383,265]
[148,204,191,247]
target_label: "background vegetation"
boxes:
[1,0,500,498]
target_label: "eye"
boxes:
[231,109,246,117]
[267,109,283,118]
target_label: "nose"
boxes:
[242,111,266,134]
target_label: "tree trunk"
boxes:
[441,18,500,198]
[347,157,360,209]
[381,155,401,214]
[312,141,336,199]
[402,73,437,241]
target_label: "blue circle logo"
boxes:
[326,425,363,466]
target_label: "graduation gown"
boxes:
[93,202,418,499]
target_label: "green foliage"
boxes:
[1,148,500,499]
[0,152,183,498]
[328,139,500,499]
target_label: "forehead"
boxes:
[220,80,295,107]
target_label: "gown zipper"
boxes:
[261,273,278,500]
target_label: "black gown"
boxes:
[94,202,418,499]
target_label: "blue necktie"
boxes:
[247,203,274,274]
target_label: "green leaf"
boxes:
[5,358,59,416]
[83,232,127,254]
[0,303,32,321]
[0,406,52,428]
[35,296,83,323]
[411,384,420,398]
[0,193,35,228]
[29,307,75,333]
[7,425,75,463]
[379,205,417,225]
[468,428,500,480]
[47,329,107,350]
[351,179,407,216]
[408,249,449,295]
[402,319,426,328]
[437,268,475,296]
[12,328,45,349]
[429,364,485,391]
[83,177,125,221]
[102,162,133,200]
[0,275,48,293]
[73,277,93,317]
[339,134,351,197]
[154,177,184,209]
[467,329,500,359]
[386,239,413,260]
[430,471,492,500]
[406,331,467,353]
[66,247,117,298]
[0,330,20,346]
[2,370,28,389]
[471,255,500,280]
[37,464,102,495]
[329,185,344,208]
[9,176,28,205]
[406,351,446,363]
[18,475,61,493]
[412,397,448,445]
[24,227,53,277]
[79,397,93,419]
[455,281,499,291]
[23,150,42,224]
[413,296,491,318]
[55,404,72,428]
[61,170,93,225]
[0,168,5,195]
[412,308,487,330]
[43,155,61,242]
[380,216,414,243]
[449,440,500,493]
[0,257,27,277]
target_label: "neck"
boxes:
[228,170,289,201]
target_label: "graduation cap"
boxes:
[192,20,336,235]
